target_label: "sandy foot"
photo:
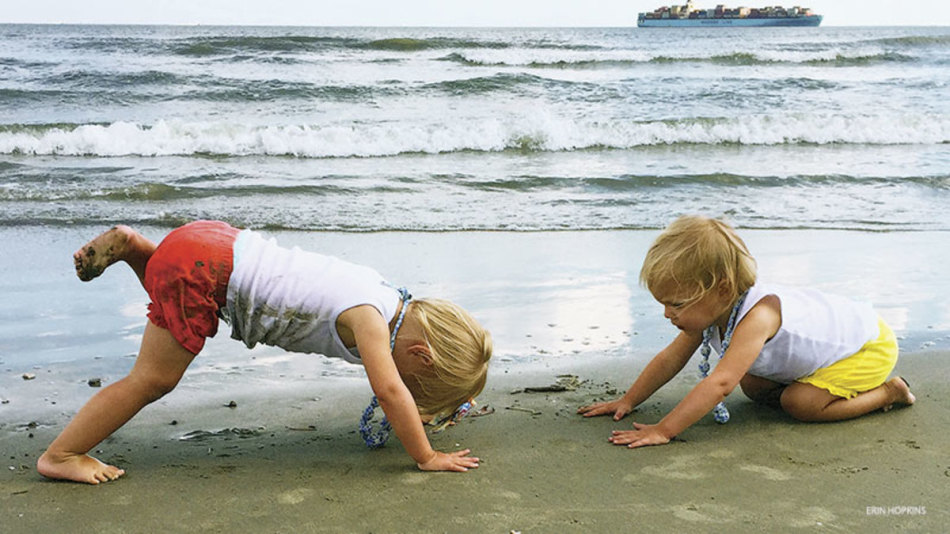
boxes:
[883,376,916,412]
[37,451,126,485]
[73,225,134,281]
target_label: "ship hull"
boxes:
[638,15,822,27]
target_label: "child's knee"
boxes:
[779,389,820,421]
[148,377,180,400]
[129,373,180,402]
[738,378,760,400]
[739,375,783,404]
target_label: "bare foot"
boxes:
[73,225,135,281]
[882,376,916,412]
[37,450,125,485]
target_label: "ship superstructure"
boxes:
[638,1,822,27]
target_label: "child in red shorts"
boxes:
[38,221,491,484]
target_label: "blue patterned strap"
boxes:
[359,396,392,449]
[698,291,748,424]
[427,400,474,433]
[359,286,411,449]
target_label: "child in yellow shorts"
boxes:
[579,215,915,448]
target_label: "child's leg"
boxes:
[74,225,156,284]
[37,321,196,484]
[739,374,786,407]
[779,377,915,422]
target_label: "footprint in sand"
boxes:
[401,472,428,485]
[670,503,745,523]
[739,464,792,481]
[277,488,314,505]
[638,454,709,480]
[788,506,836,528]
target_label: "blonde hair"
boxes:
[640,215,757,306]
[406,298,492,418]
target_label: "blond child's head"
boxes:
[640,215,757,307]
[405,298,492,419]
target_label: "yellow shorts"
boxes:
[796,318,898,399]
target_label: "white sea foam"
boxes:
[454,48,655,66]
[451,46,898,66]
[753,46,883,63]
[2,113,947,158]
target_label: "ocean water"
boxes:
[1,25,949,379]
[1,25,948,231]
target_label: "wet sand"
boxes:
[1,227,948,532]
[1,351,946,532]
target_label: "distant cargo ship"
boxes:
[638,1,822,27]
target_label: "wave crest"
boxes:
[441,49,917,68]
[1,113,946,158]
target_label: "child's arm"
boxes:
[345,306,479,472]
[610,298,781,448]
[578,331,702,420]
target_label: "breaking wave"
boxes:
[1,113,946,158]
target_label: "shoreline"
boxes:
[3,226,950,370]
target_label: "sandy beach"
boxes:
[1,228,948,532]
[0,228,950,533]
[1,352,946,532]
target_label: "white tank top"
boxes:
[710,283,879,383]
[222,230,400,364]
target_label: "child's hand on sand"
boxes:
[577,398,634,421]
[608,422,672,449]
[417,449,480,472]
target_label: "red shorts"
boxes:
[144,220,240,354]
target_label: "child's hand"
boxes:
[417,449,480,472]
[608,422,672,449]
[577,398,634,421]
